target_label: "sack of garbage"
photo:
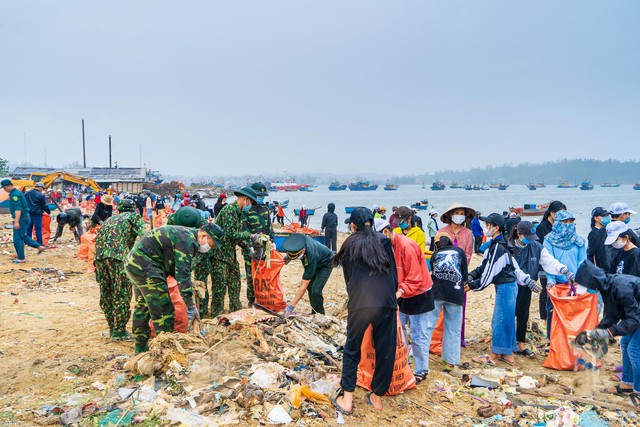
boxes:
[357,311,416,395]
[150,276,188,336]
[77,227,98,260]
[543,283,598,371]
[251,249,287,313]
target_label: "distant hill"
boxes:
[390,159,640,186]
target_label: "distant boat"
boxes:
[464,184,473,191]
[473,184,481,191]
[634,183,640,191]
[535,183,546,188]
[431,180,446,191]
[481,184,490,191]
[580,179,594,191]
[384,181,399,191]
[449,182,463,189]
[498,183,509,190]
[269,199,289,209]
[299,186,311,192]
[489,182,501,189]
[294,208,316,216]
[411,199,429,210]
[527,183,537,190]
[557,180,578,188]
[328,181,347,191]
[349,180,378,191]
[421,182,426,189]
[345,206,356,213]
[509,202,550,217]
[601,182,621,188]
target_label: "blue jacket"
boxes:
[25,189,51,216]
[471,218,483,237]
[543,239,586,285]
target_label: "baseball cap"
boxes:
[345,207,374,230]
[610,202,637,216]
[1,179,13,187]
[516,221,538,241]
[604,221,629,245]
[373,218,391,232]
[393,206,413,224]
[479,213,506,230]
[554,210,576,222]
[35,182,45,188]
[591,207,609,218]
[429,209,439,216]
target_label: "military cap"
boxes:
[172,206,202,228]
[234,186,258,203]
[251,182,269,196]
[281,233,307,258]
[1,179,13,187]
[117,199,136,212]
[201,222,225,247]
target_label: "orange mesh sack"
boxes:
[252,249,287,312]
[543,283,599,371]
[150,276,188,336]
[357,311,416,395]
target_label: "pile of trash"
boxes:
[31,308,347,426]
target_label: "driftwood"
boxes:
[516,388,638,412]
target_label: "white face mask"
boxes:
[451,214,466,225]
[612,239,626,250]
[484,226,496,238]
[199,243,212,253]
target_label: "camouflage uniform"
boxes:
[242,203,274,304]
[212,202,251,317]
[193,250,214,316]
[94,212,146,338]
[124,226,199,353]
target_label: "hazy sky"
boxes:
[1,1,639,177]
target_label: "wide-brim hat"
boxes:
[234,186,258,203]
[251,182,269,197]
[101,195,114,206]
[282,233,307,257]
[440,202,476,224]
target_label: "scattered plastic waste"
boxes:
[268,404,293,424]
[517,376,537,389]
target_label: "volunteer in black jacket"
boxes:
[576,261,640,399]
[332,207,397,414]
[25,183,51,245]
[321,203,338,253]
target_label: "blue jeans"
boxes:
[28,214,43,245]
[424,299,463,369]
[492,282,517,355]
[400,311,431,374]
[621,329,640,392]
[13,216,41,260]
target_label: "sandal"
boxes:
[516,348,536,359]
[12,259,26,264]
[605,384,633,396]
[414,371,428,383]
[440,360,454,372]
[630,392,640,407]
[365,392,374,406]
[498,355,515,366]
[330,388,353,415]
[472,354,497,366]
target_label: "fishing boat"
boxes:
[449,182,463,189]
[481,184,490,191]
[489,182,501,189]
[345,206,356,213]
[328,181,347,191]
[384,181,399,191]
[473,184,481,191]
[298,185,311,192]
[509,202,550,217]
[430,180,446,191]
[294,208,317,216]
[580,179,594,191]
[349,180,378,191]
[601,182,621,188]
[498,183,509,190]
[527,183,537,190]
[464,184,473,191]
[634,183,640,190]
[270,179,305,192]
[557,180,578,188]
[535,183,546,188]
[269,199,289,209]
[410,199,429,210]
[274,232,325,252]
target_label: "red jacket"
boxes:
[392,233,433,298]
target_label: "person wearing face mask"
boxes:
[282,232,334,316]
[471,211,484,254]
[606,222,640,277]
[241,182,275,307]
[427,209,440,251]
[543,210,586,337]
[124,223,224,354]
[212,187,259,317]
[575,261,640,403]
[587,207,611,267]
[393,206,426,253]
[508,221,575,359]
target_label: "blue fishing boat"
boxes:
[274,233,325,252]
[383,181,399,191]
[410,199,429,210]
[269,199,289,209]
[580,179,594,191]
[349,180,378,191]
[430,180,445,191]
[328,181,347,191]
[294,208,316,216]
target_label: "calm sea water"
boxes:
[252,184,640,235]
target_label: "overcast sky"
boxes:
[1,1,639,177]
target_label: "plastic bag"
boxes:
[150,276,188,336]
[429,311,445,356]
[543,283,598,371]
[77,227,98,260]
[252,249,287,312]
[289,385,331,408]
[32,212,52,246]
[357,311,416,395]
[153,210,164,228]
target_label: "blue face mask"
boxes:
[398,221,409,230]
[624,216,631,224]
[600,216,611,226]
[257,196,265,204]
[242,204,251,212]
[521,237,532,245]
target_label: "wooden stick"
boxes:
[402,397,434,414]
[199,334,232,359]
[516,388,638,412]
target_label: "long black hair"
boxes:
[620,230,639,246]
[542,201,567,223]
[334,224,391,276]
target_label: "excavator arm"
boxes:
[39,172,102,192]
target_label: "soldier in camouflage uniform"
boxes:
[124,223,224,353]
[242,182,275,305]
[213,186,258,317]
[94,199,146,340]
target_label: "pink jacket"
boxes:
[392,233,433,298]
[440,224,474,264]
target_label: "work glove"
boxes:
[186,304,200,326]
[283,305,295,318]
[560,267,575,282]
[575,331,589,346]
[525,278,542,294]
[248,247,256,259]
[251,233,261,246]
[588,329,611,341]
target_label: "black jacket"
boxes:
[321,203,338,230]
[61,208,83,227]
[468,235,517,290]
[92,202,113,225]
[430,245,468,305]
[195,198,207,211]
[25,189,51,216]
[611,247,640,277]
[512,240,544,280]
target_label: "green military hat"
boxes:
[1,179,13,188]
[281,233,307,259]
[251,182,269,197]
[171,206,202,228]
[117,199,136,213]
[234,186,258,203]
[200,222,225,247]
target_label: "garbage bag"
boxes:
[32,212,52,246]
[429,311,444,356]
[357,311,416,395]
[77,227,98,260]
[251,249,287,312]
[150,276,188,336]
[543,283,598,371]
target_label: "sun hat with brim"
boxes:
[101,195,114,206]
[201,222,225,247]
[373,218,391,232]
[251,182,269,197]
[604,221,629,245]
[554,210,575,222]
[344,207,375,230]
[516,221,538,241]
[479,213,506,230]
[234,186,258,203]
[440,202,476,224]
[610,202,637,216]
[1,179,13,187]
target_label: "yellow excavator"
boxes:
[11,171,103,192]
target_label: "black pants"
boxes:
[539,274,548,320]
[306,265,333,315]
[474,235,483,253]
[515,285,532,343]
[325,228,337,252]
[277,216,284,226]
[341,307,397,396]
